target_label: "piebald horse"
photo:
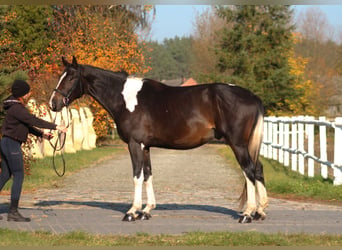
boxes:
[49,56,268,223]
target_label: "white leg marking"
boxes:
[256,180,268,213]
[121,77,143,112]
[143,175,156,213]
[49,72,67,108]
[243,172,256,216]
[127,169,144,215]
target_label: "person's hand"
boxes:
[56,125,68,133]
[42,133,54,140]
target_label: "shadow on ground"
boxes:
[32,200,240,219]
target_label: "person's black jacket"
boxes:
[1,96,56,143]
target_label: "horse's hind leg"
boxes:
[254,160,268,220]
[230,145,257,223]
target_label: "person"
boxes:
[0,79,67,222]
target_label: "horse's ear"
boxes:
[72,56,78,67]
[62,56,70,67]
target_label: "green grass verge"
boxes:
[0,229,342,246]
[219,147,342,204]
[1,145,124,192]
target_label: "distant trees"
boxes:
[2,4,342,127]
[295,7,339,115]
[146,5,341,117]
[214,6,299,114]
[144,36,193,81]
[191,7,226,82]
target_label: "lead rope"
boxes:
[49,107,70,177]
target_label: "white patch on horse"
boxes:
[228,83,236,86]
[242,172,256,216]
[141,143,145,150]
[143,175,156,213]
[121,77,144,112]
[49,72,67,108]
[127,169,144,215]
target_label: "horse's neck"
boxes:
[85,69,125,118]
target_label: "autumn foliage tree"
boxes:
[0,5,153,140]
[45,6,152,139]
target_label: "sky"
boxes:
[149,5,342,42]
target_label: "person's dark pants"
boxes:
[0,137,24,201]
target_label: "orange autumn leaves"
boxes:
[275,33,324,117]
[2,6,151,140]
[44,9,151,138]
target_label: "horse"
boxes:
[49,56,268,223]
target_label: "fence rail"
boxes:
[260,116,342,185]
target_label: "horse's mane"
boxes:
[83,64,129,82]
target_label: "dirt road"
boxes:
[1,144,341,234]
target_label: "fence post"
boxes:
[272,118,278,161]
[298,116,305,175]
[333,117,342,185]
[307,116,315,177]
[278,119,284,164]
[268,117,273,159]
[291,117,297,172]
[319,116,328,179]
[261,118,267,157]
[284,117,290,167]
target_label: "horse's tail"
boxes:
[248,109,264,166]
[239,107,264,210]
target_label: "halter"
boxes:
[49,68,82,177]
[53,68,83,106]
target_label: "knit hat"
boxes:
[11,80,30,98]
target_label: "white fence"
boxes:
[25,99,97,158]
[261,116,342,185]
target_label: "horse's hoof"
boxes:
[137,212,152,220]
[122,213,135,222]
[253,212,266,221]
[239,215,252,223]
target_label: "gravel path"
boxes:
[1,144,341,235]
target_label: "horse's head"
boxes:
[49,56,83,112]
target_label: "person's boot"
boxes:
[0,214,2,220]
[7,199,30,222]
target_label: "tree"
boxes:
[0,5,154,140]
[143,41,179,80]
[214,5,299,114]
[295,7,338,115]
[46,6,152,139]
[191,6,226,83]
[144,36,194,81]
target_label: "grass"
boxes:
[0,229,342,246]
[0,145,125,193]
[219,147,342,204]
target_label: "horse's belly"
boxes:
[159,126,215,149]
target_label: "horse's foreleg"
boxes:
[144,176,156,212]
[123,169,144,221]
[138,147,156,220]
[123,140,144,222]
[134,175,156,220]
